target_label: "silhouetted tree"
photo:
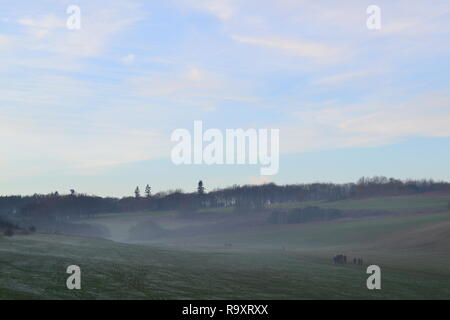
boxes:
[134,187,141,199]
[145,185,152,198]
[198,180,205,195]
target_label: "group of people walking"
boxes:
[333,254,363,266]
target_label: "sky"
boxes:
[1,0,450,197]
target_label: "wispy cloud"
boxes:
[231,35,348,62]
[313,69,388,86]
[179,0,235,20]
[13,1,142,59]
[0,34,12,48]
[1,0,450,194]
[121,53,136,65]
[131,66,258,111]
[282,91,450,154]
[17,14,65,39]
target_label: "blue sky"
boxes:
[1,0,450,196]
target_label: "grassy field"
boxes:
[1,229,450,300]
[270,193,450,212]
[1,193,450,300]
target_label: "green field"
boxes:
[1,193,450,300]
[270,193,450,212]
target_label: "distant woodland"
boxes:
[1,177,449,223]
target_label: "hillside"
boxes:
[1,227,450,300]
[1,192,450,299]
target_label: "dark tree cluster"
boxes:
[0,216,15,229]
[0,176,448,227]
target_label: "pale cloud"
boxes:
[313,69,388,86]
[133,67,222,96]
[0,35,12,48]
[0,114,169,178]
[131,67,257,110]
[62,129,168,173]
[180,0,450,63]
[377,1,450,37]
[281,91,450,154]
[1,0,450,193]
[179,0,235,20]
[200,0,234,20]
[17,15,63,29]
[338,93,450,137]
[14,1,142,59]
[231,35,348,62]
[280,125,393,155]
[121,53,136,65]
[0,75,93,106]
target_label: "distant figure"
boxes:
[333,254,347,264]
[353,258,357,264]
